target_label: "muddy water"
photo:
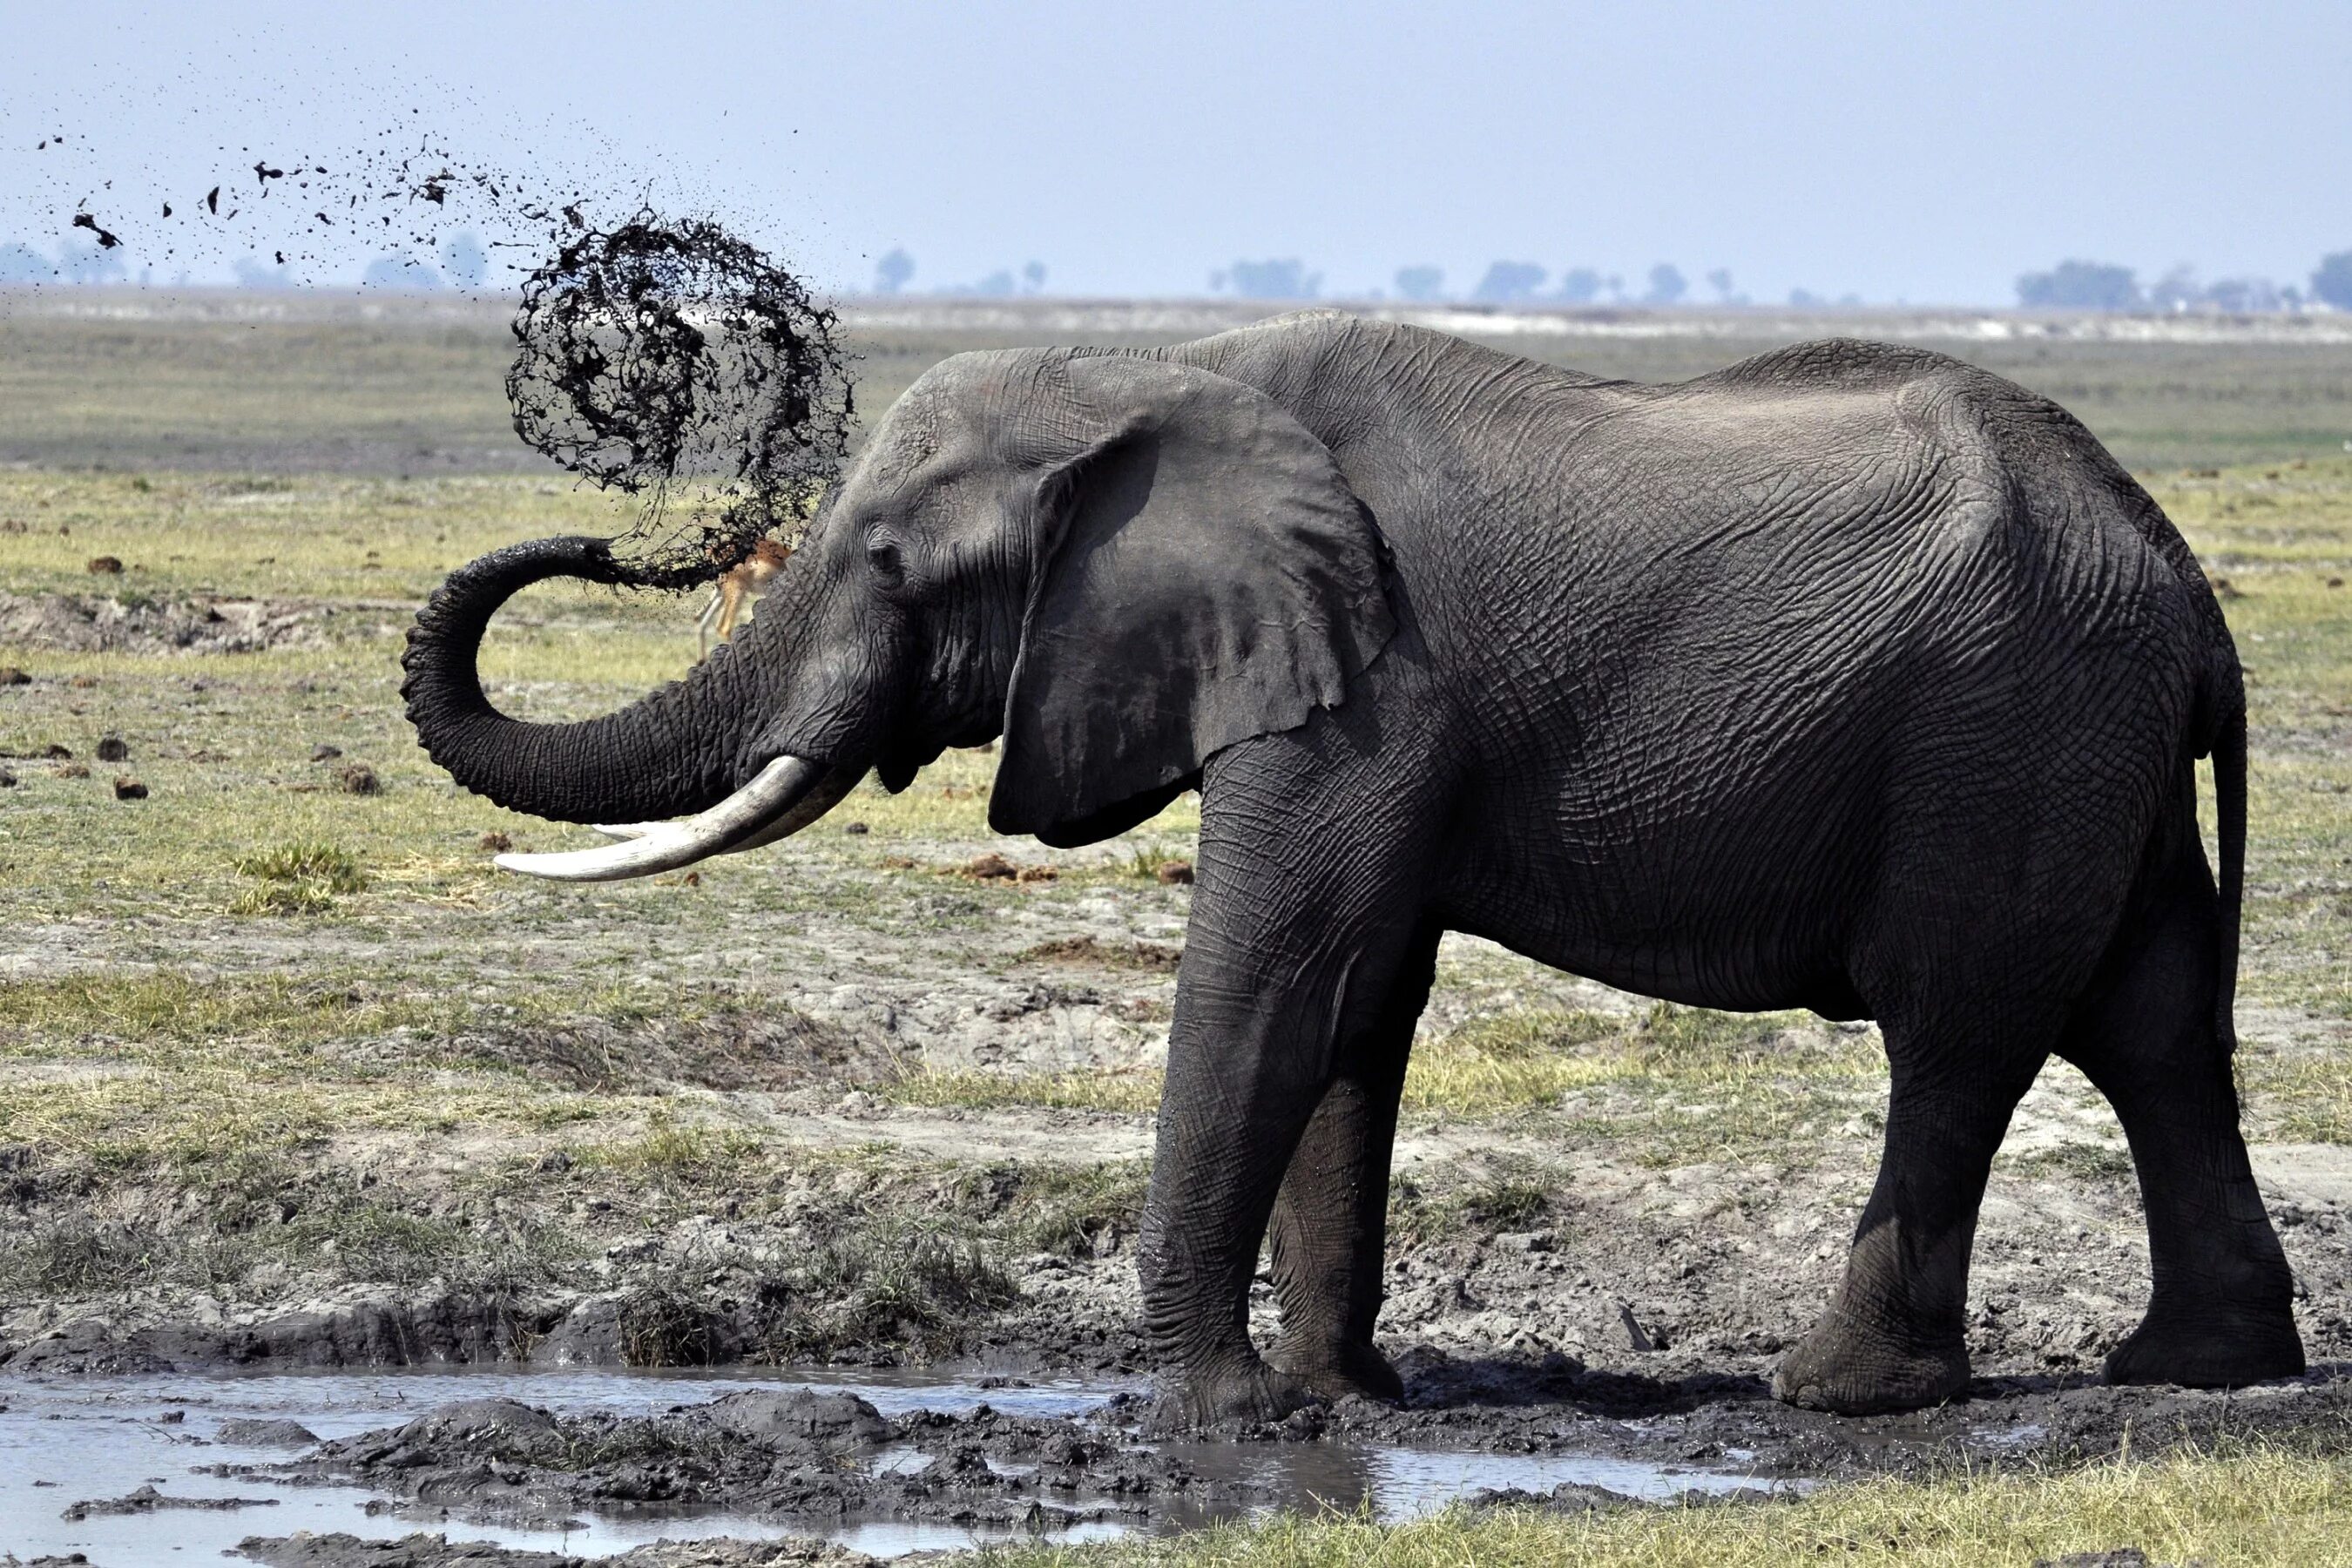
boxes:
[0,1369,1789,1563]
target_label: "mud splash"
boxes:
[23,134,855,588]
[505,212,854,585]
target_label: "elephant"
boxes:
[402,310,2304,1421]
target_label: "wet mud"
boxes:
[59,1481,279,1520]
[224,1388,1275,1538]
[198,1363,2352,1565]
[233,1535,867,1567]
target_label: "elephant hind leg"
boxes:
[2058,835,2302,1389]
[1772,1024,2047,1415]
[1264,919,1442,1403]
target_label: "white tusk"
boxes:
[495,756,826,882]
[719,762,862,853]
[588,764,857,855]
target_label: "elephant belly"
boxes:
[1435,783,1878,1020]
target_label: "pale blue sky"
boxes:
[3,0,2346,302]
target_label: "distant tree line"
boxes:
[2018,252,2352,312]
[869,250,1049,296]
[13,227,2349,314]
[1215,259,1744,306]
[0,233,128,284]
[0,232,493,290]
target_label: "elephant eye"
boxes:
[866,538,905,587]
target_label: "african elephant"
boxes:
[402,311,2303,1420]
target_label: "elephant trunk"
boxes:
[400,536,759,826]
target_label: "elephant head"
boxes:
[402,348,1396,876]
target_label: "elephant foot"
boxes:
[1772,1308,1969,1416]
[1150,1358,1321,1430]
[2105,1308,2304,1389]
[1266,1335,1404,1404]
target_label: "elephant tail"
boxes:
[2212,681,2247,1054]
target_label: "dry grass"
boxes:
[888,1067,1166,1116]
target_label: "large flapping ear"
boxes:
[990,355,1395,846]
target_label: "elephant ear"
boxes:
[990,356,1394,847]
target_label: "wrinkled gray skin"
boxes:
[404,313,2304,1422]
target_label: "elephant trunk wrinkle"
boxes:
[402,534,773,826]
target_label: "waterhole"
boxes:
[0,1368,1796,1562]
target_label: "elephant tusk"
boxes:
[495,756,828,882]
[585,763,861,855]
[717,762,864,853]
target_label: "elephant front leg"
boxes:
[1264,922,1439,1403]
[1136,781,1436,1423]
[1136,972,1330,1426]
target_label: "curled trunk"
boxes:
[400,536,755,824]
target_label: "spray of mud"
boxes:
[505,211,854,586]
[19,131,855,586]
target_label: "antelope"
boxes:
[696,537,793,659]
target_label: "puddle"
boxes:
[0,1368,1792,1563]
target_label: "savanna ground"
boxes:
[1,290,2349,1564]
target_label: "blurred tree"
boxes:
[970,269,1018,296]
[0,242,51,282]
[2015,260,2139,309]
[1022,260,1047,294]
[1706,267,1736,301]
[57,233,125,284]
[2203,276,2287,313]
[1788,287,1821,307]
[231,255,293,289]
[1557,267,1603,303]
[438,232,489,289]
[2313,251,2352,310]
[875,248,916,294]
[1473,261,1548,302]
[1222,259,1319,298]
[1643,264,1686,305]
[362,255,444,290]
[2147,265,2201,311]
[1394,265,1444,301]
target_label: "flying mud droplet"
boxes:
[71,213,121,249]
[505,211,855,589]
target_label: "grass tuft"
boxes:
[753,1219,1020,1360]
[887,1068,1165,1115]
[229,841,367,914]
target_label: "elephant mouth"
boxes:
[492,754,859,882]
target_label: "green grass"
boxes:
[0,1165,589,1301]
[587,1115,767,1184]
[889,1004,1885,1167]
[887,1067,1166,1115]
[229,840,368,912]
[0,456,2338,1230]
[2166,461,2352,1024]
[1403,1001,1876,1116]
[986,1447,2352,1567]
